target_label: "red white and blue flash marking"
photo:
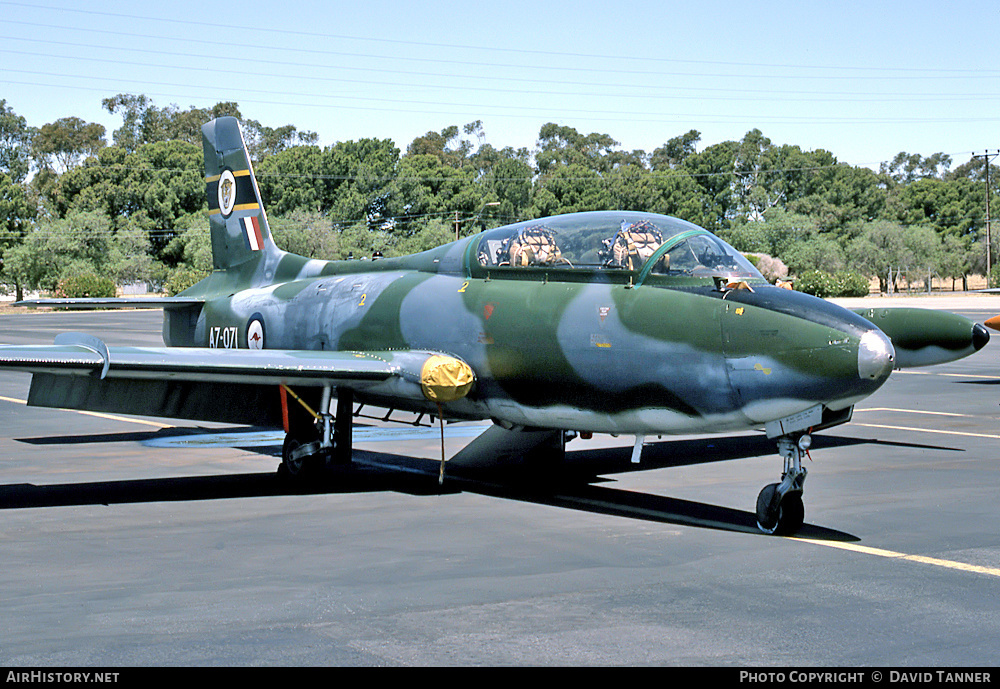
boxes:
[242,216,264,251]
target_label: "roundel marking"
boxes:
[218,169,237,218]
[247,316,265,350]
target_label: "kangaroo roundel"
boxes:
[247,315,265,349]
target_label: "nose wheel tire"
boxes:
[756,483,805,536]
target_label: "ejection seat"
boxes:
[496,226,570,267]
[601,220,666,271]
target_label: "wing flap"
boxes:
[15,297,204,310]
[0,342,400,385]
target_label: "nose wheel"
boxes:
[756,434,809,535]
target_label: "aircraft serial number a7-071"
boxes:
[0,117,991,535]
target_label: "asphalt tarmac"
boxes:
[1,299,999,667]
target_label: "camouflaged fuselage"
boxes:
[173,233,893,436]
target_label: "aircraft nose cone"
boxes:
[858,329,895,381]
[973,322,990,351]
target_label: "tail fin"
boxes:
[202,117,279,272]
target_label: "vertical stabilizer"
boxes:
[202,117,279,272]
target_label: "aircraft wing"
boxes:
[0,334,473,427]
[14,297,204,310]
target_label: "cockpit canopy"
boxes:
[471,211,764,283]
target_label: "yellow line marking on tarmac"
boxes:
[854,406,1000,438]
[857,407,968,417]
[794,538,1000,578]
[853,423,1000,440]
[0,395,172,428]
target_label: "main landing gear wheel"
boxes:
[278,386,355,481]
[756,434,809,536]
[280,434,328,479]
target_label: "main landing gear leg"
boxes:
[280,385,354,479]
[756,434,809,536]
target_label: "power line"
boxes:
[5,2,998,78]
[6,39,1000,104]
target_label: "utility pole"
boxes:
[972,151,998,282]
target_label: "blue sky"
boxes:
[2,0,998,170]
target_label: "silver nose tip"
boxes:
[858,329,895,380]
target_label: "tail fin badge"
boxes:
[218,169,237,217]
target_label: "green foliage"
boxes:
[165,266,211,296]
[162,224,213,272]
[5,210,113,291]
[51,139,204,255]
[269,211,340,258]
[835,271,872,297]
[393,218,455,255]
[32,117,106,173]
[0,99,32,183]
[338,222,394,260]
[990,264,1000,289]
[11,92,1000,294]
[102,94,242,150]
[52,273,115,298]
[795,270,870,298]
[651,130,700,171]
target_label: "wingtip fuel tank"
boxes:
[852,307,990,369]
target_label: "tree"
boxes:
[846,220,914,293]
[321,138,399,229]
[256,145,326,215]
[389,153,479,235]
[32,117,106,173]
[881,151,952,184]
[0,99,32,183]
[787,163,885,231]
[405,121,495,171]
[103,94,242,150]
[269,210,341,258]
[476,150,532,221]
[5,210,113,292]
[651,130,701,171]
[242,119,318,162]
[680,139,740,232]
[0,172,35,299]
[530,163,609,216]
[535,123,626,175]
[52,139,204,255]
[937,233,976,290]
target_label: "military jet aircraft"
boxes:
[0,117,990,535]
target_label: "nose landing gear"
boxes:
[756,434,809,535]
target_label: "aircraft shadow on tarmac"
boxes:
[4,429,958,541]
